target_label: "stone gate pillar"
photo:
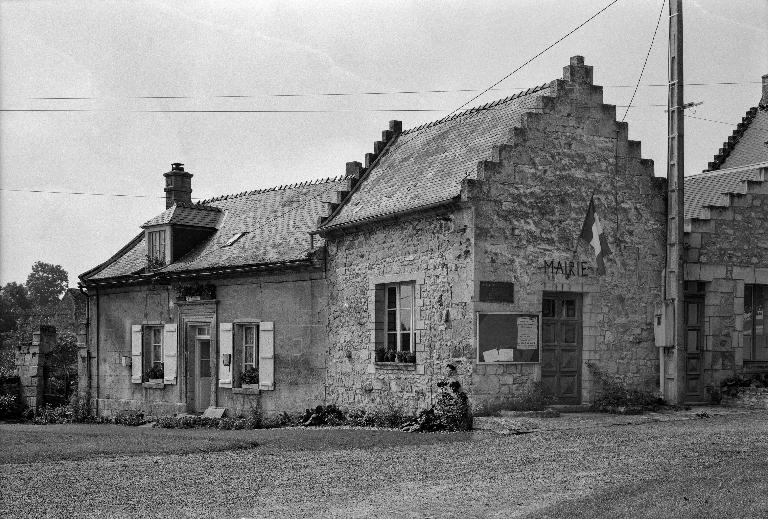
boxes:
[18,325,56,411]
[76,321,89,399]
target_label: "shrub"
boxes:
[33,404,73,424]
[0,394,20,419]
[301,404,346,427]
[504,381,554,412]
[720,373,768,397]
[587,362,663,413]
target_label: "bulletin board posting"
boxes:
[477,313,540,363]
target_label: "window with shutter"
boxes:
[131,325,143,383]
[218,323,233,388]
[163,324,178,384]
[258,322,275,390]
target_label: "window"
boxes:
[143,325,164,379]
[744,285,768,361]
[373,282,417,363]
[148,230,166,263]
[235,324,259,386]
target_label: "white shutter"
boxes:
[259,321,275,390]
[163,323,178,384]
[131,325,143,383]
[219,323,233,388]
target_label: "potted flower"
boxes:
[405,352,417,364]
[145,364,164,383]
[375,347,386,362]
[240,367,259,389]
[384,349,397,362]
[396,351,408,363]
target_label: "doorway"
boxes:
[684,282,705,402]
[541,292,583,404]
[186,324,212,413]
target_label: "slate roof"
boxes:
[684,167,763,220]
[319,82,555,229]
[141,203,221,228]
[82,177,343,282]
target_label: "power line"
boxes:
[621,0,666,122]
[0,188,172,199]
[0,108,444,113]
[24,81,761,101]
[446,0,623,118]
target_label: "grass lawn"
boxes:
[2,412,768,518]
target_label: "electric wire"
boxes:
[445,0,623,118]
[24,81,761,101]
[621,0,666,122]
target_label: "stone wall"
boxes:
[16,326,56,411]
[468,63,666,407]
[685,174,768,385]
[324,207,475,415]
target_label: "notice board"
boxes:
[477,313,540,363]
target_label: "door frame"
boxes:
[541,291,584,404]
[182,317,217,413]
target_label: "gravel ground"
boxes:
[2,409,768,518]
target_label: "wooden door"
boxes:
[186,324,212,413]
[684,289,705,401]
[541,293,583,404]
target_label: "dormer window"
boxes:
[148,229,167,264]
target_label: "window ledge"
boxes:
[142,381,165,389]
[232,387,260,395]
[374,362,416,371]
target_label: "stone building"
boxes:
[80,57,667,417]
[677,73,768,401]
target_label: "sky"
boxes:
[1,0,766,287]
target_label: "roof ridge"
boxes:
[400,82,550,136]
[199,175,343,204]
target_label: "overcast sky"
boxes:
[1,0,766,287]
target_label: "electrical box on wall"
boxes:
[222,353,231,366]
[654,300,675,348]
[121,355,132,367]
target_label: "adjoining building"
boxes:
[79,57,669,417]
[678,74,768,401]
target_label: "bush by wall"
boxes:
[587,362,663,413]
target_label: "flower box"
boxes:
[241,383,259,390]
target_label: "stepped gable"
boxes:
[317,82,554,230]
[708,106,768,171]
[684,168,764,221]
[84,176,343,281]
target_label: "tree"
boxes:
[26,262,68,308]
[0,282,30,333]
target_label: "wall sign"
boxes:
[479,281,515,303]
[543,260,592,279]
[477,313,540,363]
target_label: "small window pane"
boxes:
[401,333,411,352]
[400,284,413,308]
[199,340,211,377]
[153,344,162,363]
[387,334,397,349]
[542,299,555,318]
[387,310,397,331]
[387,287,397,309]
[687,303,699,326]
[687,330,699,351]
[399,309,412,332]
[244,326,255,345]
[244,345,254,365]
[563,300,576,318]
[153,328,162,344]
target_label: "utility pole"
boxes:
[665,0,686,403]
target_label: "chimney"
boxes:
[761,73,768,106]
[563,55,593,85]
[163,162,193,209]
